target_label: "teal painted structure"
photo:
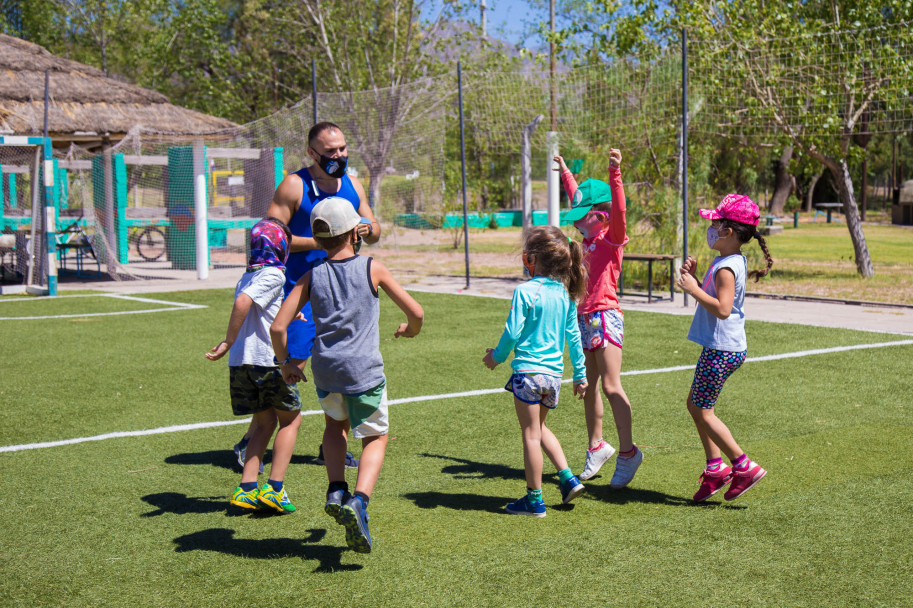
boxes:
[92,153,129,264]
[394,210,578,229]
[166,146,202,270]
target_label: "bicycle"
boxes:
[129,225,167,262]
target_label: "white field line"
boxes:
[2,338,911,454]
[0,293,206,320]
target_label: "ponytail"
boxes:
[523,226,588,303]
[748,232,774,282]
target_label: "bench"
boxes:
[56,221,101,277]
[813,202,842,223]
[618,253,677,303]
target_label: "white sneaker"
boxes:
[579,441,616,481]
[610,447,644,489]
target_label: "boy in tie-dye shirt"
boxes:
[206,217,303,514]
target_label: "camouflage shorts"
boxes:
[229,365,302,416]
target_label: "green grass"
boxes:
[0,290,911,606]
[768,222,913,266]
[382,220,913,303]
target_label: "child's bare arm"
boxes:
[372,260,424,337]
[270,273,311,383]
[206,293,254,361]
[678,267,735,319]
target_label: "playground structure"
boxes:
[0,137,284,294]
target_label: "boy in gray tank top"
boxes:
[271,197,424,554]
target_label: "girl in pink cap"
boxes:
[676,194,774,501]
[555,149,642,488]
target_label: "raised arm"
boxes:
[554,155,579,201]
[372,259,423,337]
[607,149,627,246]
[206,293,253,360]
[266,173,318,253]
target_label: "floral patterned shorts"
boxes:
[577,309,624,351]
[505,373,562,409]
[689,347,747,409]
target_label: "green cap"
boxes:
[564,178,612,222]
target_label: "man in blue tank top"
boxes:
[266,121,381,368]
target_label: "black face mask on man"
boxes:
[312,150,348,178]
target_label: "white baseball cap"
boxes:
[310,197,363,237]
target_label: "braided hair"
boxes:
[719,219,774,282]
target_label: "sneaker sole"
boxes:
[725,469,767,501]
[693,474,734,502]
[338,505,372,553]
[258,497,296,513]
[505,506,547,518]
[229,499,260,510]
[578,448,617,481]
[562,484,585,504]
[325,501,343,522]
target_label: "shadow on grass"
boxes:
[420,452,525,481]
[164,449,323,472]
[141,492,230,517]
[402,491,516,514]
[164,450,260,471]
[173,528,362,573]
[585,485,746,509]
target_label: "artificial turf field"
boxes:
[1,289,911,607]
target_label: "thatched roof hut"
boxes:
[0,33,236,150]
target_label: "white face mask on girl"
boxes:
[706,225,720,249]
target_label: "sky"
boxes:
[482,0,547,47]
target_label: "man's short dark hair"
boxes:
[308,121,343,147]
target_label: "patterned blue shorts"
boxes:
[689,347,747,409]
[505,373,562,409]
[578,309,624,351]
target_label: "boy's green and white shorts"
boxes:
[316,380,388,439]
[229,365,302,416]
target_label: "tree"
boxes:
[549,0,913,277]
[267,0,462,209]
[685,0,913,277]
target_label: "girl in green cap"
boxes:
[555,149,643,488]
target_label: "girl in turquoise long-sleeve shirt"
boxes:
[483,226,589,518]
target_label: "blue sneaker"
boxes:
[337,496,372,553]
[560,475,585,504]
[315,444,359,469]
[505,495,546,518]
[325,486,351,522]
[233,439,264,474]
[232,440,245,468]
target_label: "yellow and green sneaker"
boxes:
[230,486,261,510]
[258,483,296,513]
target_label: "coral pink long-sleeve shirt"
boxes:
[560,166,629,313]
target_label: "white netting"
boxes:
[49,76,451,282]
[0,145,41,286]
[463,52,682,157]
[21,21,912,288]
[690,23,913,139]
